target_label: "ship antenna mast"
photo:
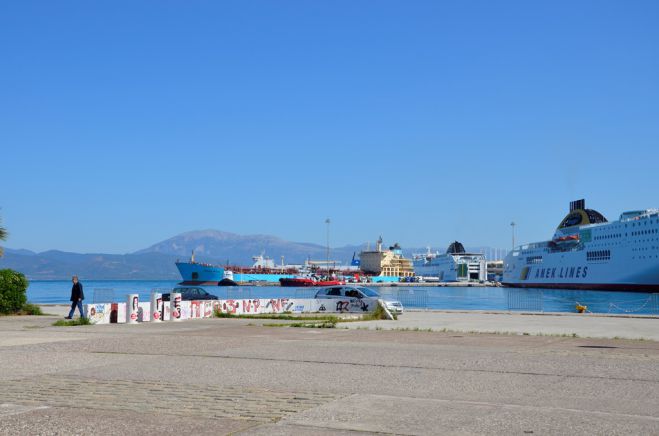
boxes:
[510,222,516,249]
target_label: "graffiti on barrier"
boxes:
[222,299,240,314]
[242,299,262,313]
[266,298,290,313]
[85,297,380,325]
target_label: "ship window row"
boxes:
[595,233,621,240]
[587,250,610,261]
[632,229,658,236]
[525,256,543,264]
[631,220,656,227]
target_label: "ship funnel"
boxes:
[570,199,585,212]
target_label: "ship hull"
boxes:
[176,262,224,286]
[504,282,659,292]
[279,278,345,287]
[502,210,659,292]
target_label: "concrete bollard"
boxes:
[127,294,139,324]
[151,292,163,322]
[170,292,182,321]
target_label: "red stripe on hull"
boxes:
[503,282,659,292]
[178,281,220,286]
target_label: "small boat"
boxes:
[279,277,315,287]
[553,234,580,245]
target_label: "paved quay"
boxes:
[346,310,659,341]
[1,311,658,435]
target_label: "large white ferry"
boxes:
[503,199,659,291]
[413,242,487,282]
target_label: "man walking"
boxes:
[65,275,85,319]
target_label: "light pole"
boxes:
[510,221,516,250]
[325,218,330,276]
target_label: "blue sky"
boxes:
[1,0,659,254]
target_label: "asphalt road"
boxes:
[1,313,658,435]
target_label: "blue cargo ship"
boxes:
[176,255,225,285]
[176,252,295,285]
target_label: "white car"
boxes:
[314,285,404,315]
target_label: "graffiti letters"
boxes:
[222,299,240,314]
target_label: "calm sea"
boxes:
[28,280,659,315]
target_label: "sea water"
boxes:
[27,280,659,315]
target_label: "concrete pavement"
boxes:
[1,311,658,435]
[345,310,659,341]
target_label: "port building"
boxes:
[359,237,415,277]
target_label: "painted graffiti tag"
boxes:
[242,299,262,313]
[266,298,290,313]
[222,300,240,314]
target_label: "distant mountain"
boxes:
[3,248,37,256]
[135,229,363,266]
[0,229,508,280]
[0,250,181,280]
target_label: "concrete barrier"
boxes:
[151,292,163,322]
[84,297,378,325]
[85,303,111,324]
[138,302,151,322]
[170,293,182,321]
[214,298,378,316]
[127,294,139,324]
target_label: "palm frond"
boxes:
[0,217,6,257]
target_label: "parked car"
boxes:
[162,287,219,301]
[314,285,404,315]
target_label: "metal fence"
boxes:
[223,288,252,300]
[92,288,115,304]
[380,289,429,308]
[506,288,543,312]
[213,287,317,300]
[651,293,659,313]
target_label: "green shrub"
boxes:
[0,269,28,314]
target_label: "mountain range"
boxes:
[0,230,506,280]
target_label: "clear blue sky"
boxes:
[2,0,659,254]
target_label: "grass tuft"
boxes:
[53,317,91,327]
[213,309,339,322]
[361,304,389,321]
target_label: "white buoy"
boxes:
[151,292,163,322]
[170,292,182,321]
[126,294,139,324]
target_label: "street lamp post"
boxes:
[325,218,330,276]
